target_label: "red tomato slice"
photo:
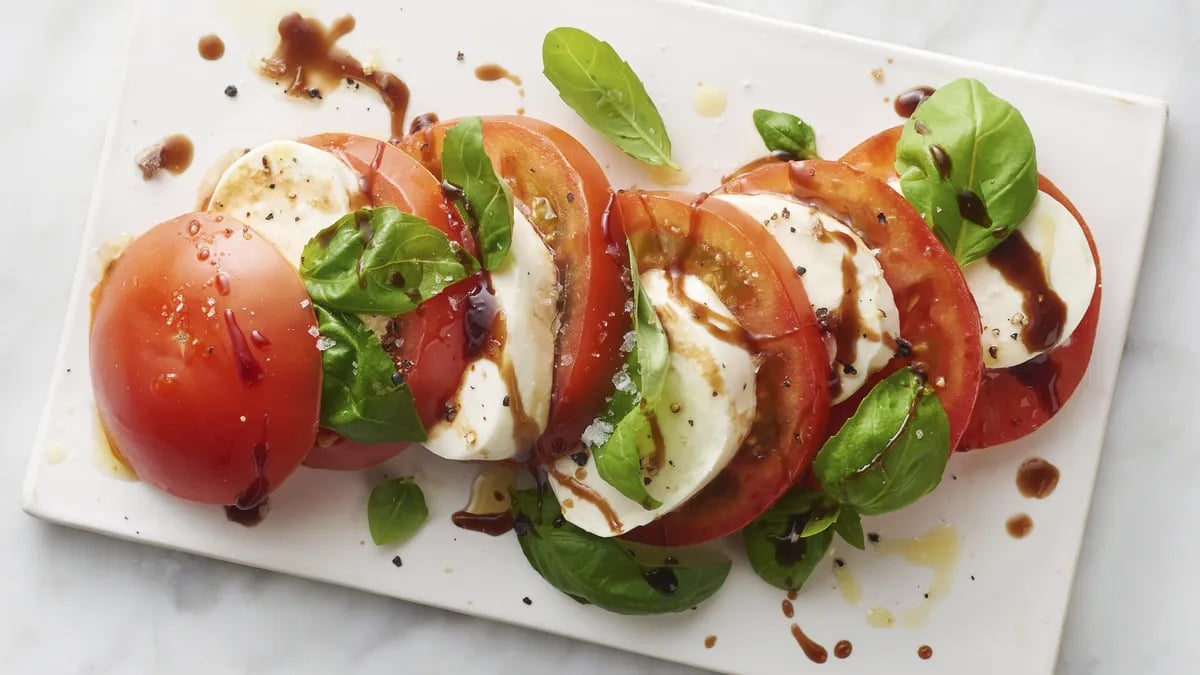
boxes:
[715,161,983,450]
[398,117,630,462]
[841,127,1102,449]
[298,133,474,470]
[90,212,322,505]
[609,191,831,547]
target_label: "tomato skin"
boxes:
[610,191,831,547]
[841,128,1102,449]
[399,117,630,462]
[298,134,474,470]
[716,161,983,450]
[90,212,321,505]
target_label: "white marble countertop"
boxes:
[1,0,1195,672]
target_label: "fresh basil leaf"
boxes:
[300,206,479,315]
[894,78,1038,266]
[834,508,866,550]
[510,489,730,614]
[813,368,950,515]
[542,27,678,169]
[367,477,428,545]
[630,243,669,406]
[441,116,513,270]
[314,306,426,444]
[800,502,840,538]
[590,245,669,509]
[752,109,819,160]
[742,488,836,592]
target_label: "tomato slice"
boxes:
[608,191,831,547]
[398,117,629,462]
[715,161,983,450]
[841,128,1102,449]
[90,213,322,505]
[298,134,475,469]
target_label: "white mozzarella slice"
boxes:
[549,270,757,537]
[209,140,363,266]
[713,192,900,403]
[422,208,559,461]
[885,180,1097,368]
[966,192,1097,368]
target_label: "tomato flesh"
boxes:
[399,117,629,462]
[841,128,1102,449]
[716,161,983,450]
[90,212,322,505]
[609,191,831,547]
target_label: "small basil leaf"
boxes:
[751,109,819,160]
[800,502,840,538]
[441,116,513,270]
[630,242,669,406]
[300,206,479,315]
[813,369,950,515]
[590,244,669,509]
[367,477,428,546]
[510,489,730,614]
[894,78,1038,266]
[314,306,426,444]
[542,27,678,169]
[742,488,836,592]
[834,508,866,550]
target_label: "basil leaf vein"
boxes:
[813,368,950,515]
[542,27,678,169]
[300,206,479,315]
[752,109,819,159]
[894,78,1038,266]
[314,306,426,444]
[742,487,837,592]
[367,477,428,545]
[511,490,729,614]
[441,116,514,270]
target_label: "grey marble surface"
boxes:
[1,0,1195,673]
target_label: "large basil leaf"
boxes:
[813,368,950,515]
[510,489,730,614]
[752,109,819,160]
[367,477,428,545]
[590,244,669,509]
[542,27,678,168]
[314,306,426,444]
[743,488,836,592]
[300,207,478,315]
[894,78,1038,266]
[441,116,513,270]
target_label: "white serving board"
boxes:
[22,0,1166,673]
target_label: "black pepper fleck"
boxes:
[868,532,880,543]
[265,213,274,221]
[570,451,589,466]
[522,597,532,606]
[988,346,999,359]
[456,51,465,61]
[502,395,510,407]
[877,212,887,225]
[308,88,322,99]
[566,192,575,203]
[842,363,858,375]
[835,558,845,567]
[224,85,238,98]
[796,266,807,276]
[894,337,913,357]
[443,405,458,422]
[391,556,403,567]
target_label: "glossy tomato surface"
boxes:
[399,117,630,462]
[90,212,321,505]
[841,128,1102,449]
[610,191,831,547]
[300,133,472,469]
[717,161,983,450]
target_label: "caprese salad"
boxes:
[88,20,1099,615]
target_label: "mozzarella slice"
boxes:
[209,140,363,266]
[713,193,900,403]
[549,270,757,537]
[885,180,1097,368]
[966,192,1097,368]
[422,208,559,461]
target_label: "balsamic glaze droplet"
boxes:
[643,566,679,595]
